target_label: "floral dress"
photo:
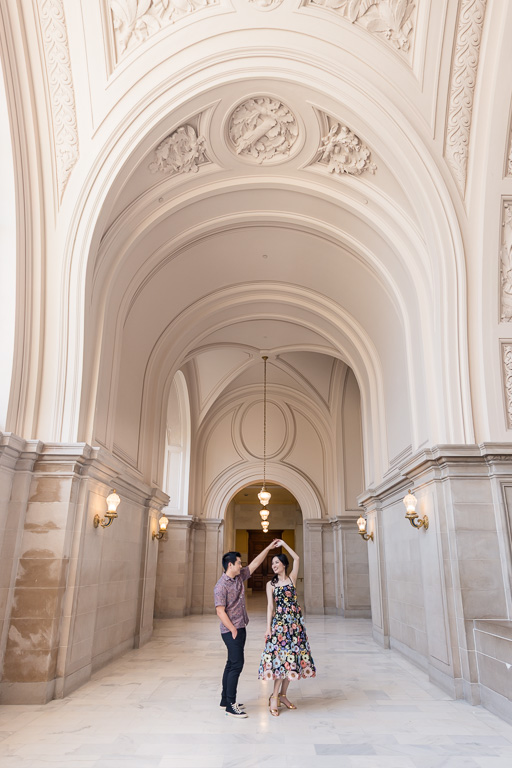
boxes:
[258,581,316,681]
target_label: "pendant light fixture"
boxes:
[258,355,271,530]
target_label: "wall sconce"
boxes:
[357,514,373,541]
[152,514,169,540]
[403,490,429,530]
[93,490,121,529]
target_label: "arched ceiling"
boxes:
[4,0,512,480]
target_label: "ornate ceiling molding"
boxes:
[303,0,416,56]
[37,0,79,203]
[149,121,209,175]
[248,0,285,9]
[445,0,487,196]
[317,120,377,176]
[501,201,512,322]
[109,0,219,60]
[502,343,512,429]
[227,97,299,164]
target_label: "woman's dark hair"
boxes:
[271,553,289,585]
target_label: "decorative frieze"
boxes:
[109,0,218,58]
[37,0,79,202]
[318,121,377,176]
[149,124,208,175]
[501,202,512,321]
[305,0,415,54]
[228,97,299,164]
[445,0,487,196]
[503,344,512,429]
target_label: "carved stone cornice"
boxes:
[445,0,487,196]
[109,0,219,60]
[37,0,79,203]
[304,0,416,56]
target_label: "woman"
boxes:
[258,539,316,715]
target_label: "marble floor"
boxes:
[1,599,512,768]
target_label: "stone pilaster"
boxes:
[303,519,330,614]
[335,516,371,618]
[154,515,196,618]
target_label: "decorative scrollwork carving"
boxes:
[228,97,299,164]
[37,0,79,202]
[248,0,285,9]
[149,125,208,174]
[445,0,487,195]
[319,122,377,176]
[507,126,512,177]
[503,344,512,429]
[501,202,512,321]
[305,0,415,53]
[109,0,218,58]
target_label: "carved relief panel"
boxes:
[445,0,487,196]
[149,122,209,175]
[303,0,416,57]
[501,201,512,322]
[317,118,377,176]
[108,0,219,61]
[502,343,512,429]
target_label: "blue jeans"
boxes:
[221,627,246,704]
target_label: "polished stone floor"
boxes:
[1,597,512,767]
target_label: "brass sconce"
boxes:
[357,514,374,541]
[93,490,121,529]
[152,514,169,540]
[403,490,429,530]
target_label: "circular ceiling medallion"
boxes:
[240,400,288,458]
[227,96,299,164]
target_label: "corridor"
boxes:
[1,604,512,768]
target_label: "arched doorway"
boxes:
[225,483,304,603]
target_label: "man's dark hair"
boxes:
[222,551,241,572]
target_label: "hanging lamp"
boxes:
[257,355,272,507]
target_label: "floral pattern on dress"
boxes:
[258,582,316,681]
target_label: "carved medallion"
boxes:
[109,0,218,58]
[501,202,512,321]
[319,122,377,176]
[228,97,299,164]
[149,125,207,174]
[305,0,415,54]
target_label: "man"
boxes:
[214,538,280,718]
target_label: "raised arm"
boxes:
[265,580,274,640]
[279,539,300,585]
[247,538,280,575]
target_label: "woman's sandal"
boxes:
[269,695,280,716]
[278,694,297,709]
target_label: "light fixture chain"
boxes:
[263,355,267,486]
